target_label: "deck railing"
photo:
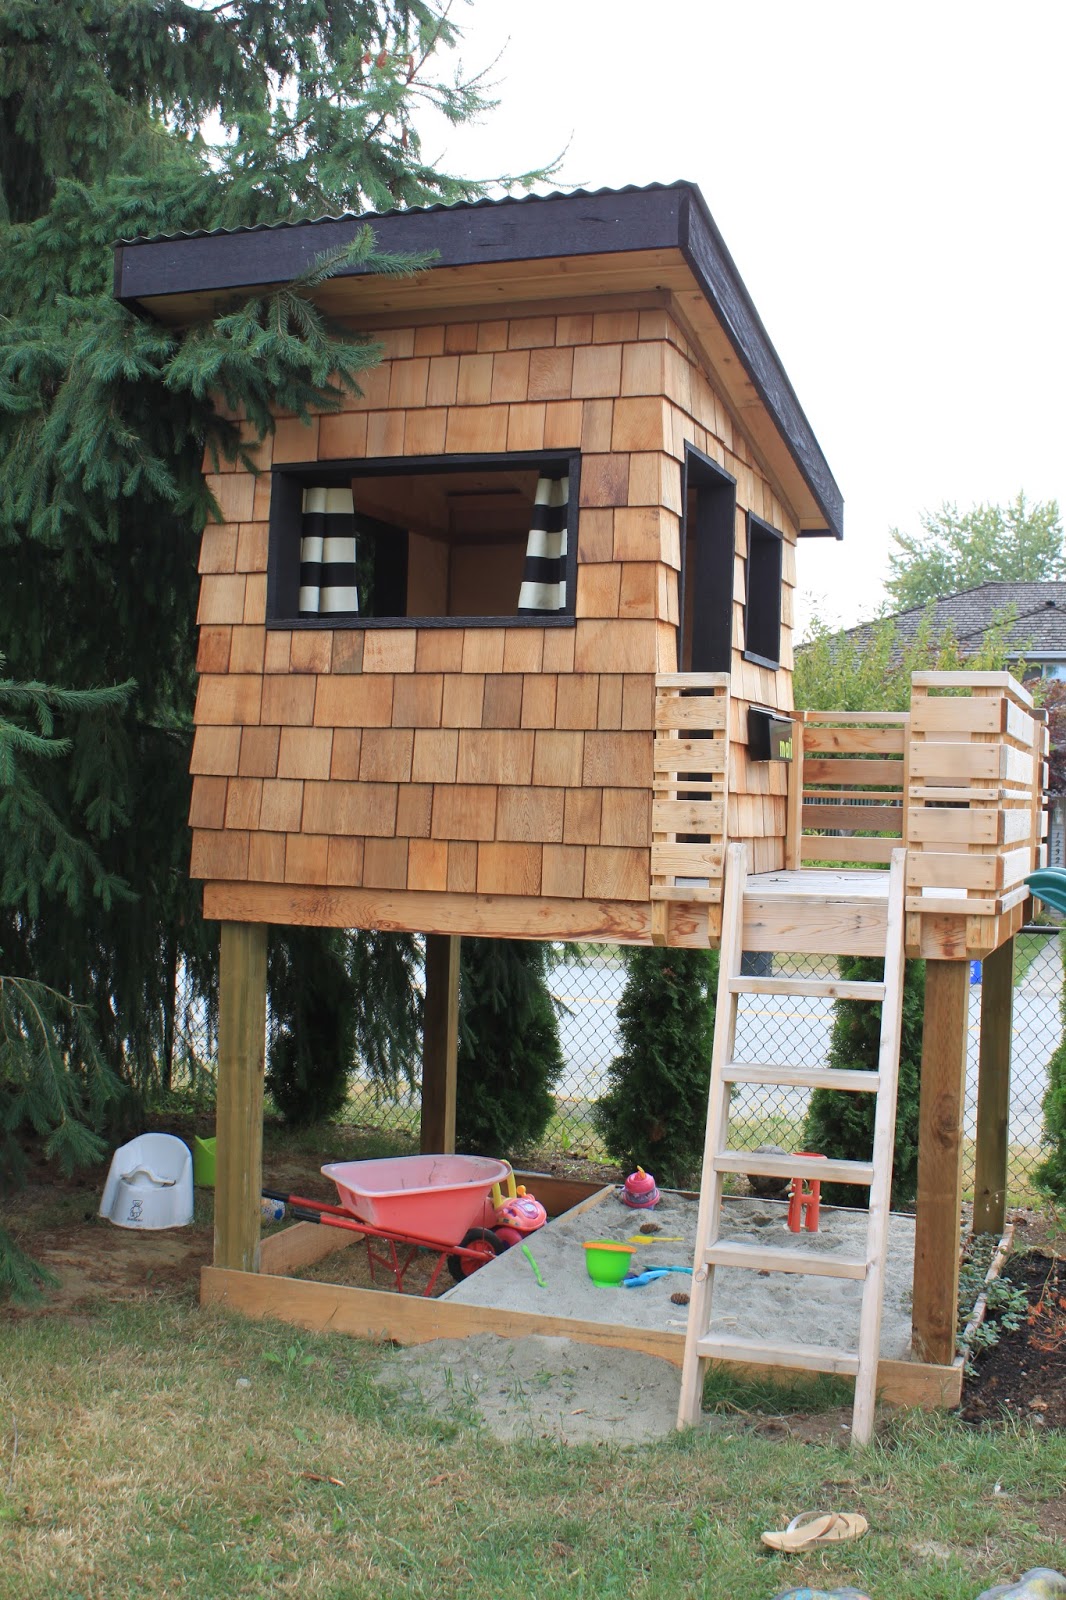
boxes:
[904,672,1047,922]
[652,670,1046,952]
[786,709,910,868]
[650,673,729,910]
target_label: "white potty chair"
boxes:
[99,1133,194,1229]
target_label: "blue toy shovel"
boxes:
[622,1266,692,1288]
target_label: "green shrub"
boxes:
[1035,927,1066,1198]
[593,947,718,1189]
[454,939,563,1155]
[802,954,925,1208]
[266,929,357,1125]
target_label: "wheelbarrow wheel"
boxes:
[447,1227,503,1283]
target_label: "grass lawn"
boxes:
[2,1287,1065,1599]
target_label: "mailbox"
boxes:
[748,707,793,761]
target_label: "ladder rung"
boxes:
[705,1240,868,1279]
[714,1151,874,1186]
[696,1333,859,1376]
[729,977,886,1001]
[723,1062,881,1093]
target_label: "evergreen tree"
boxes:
[1035,927,1066,1199]
[454,940,563,1156]
[1,661,129,1297]
[802,955,925,1209]
[0,2,544,1112]
[594,947,718,1189]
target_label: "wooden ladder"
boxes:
[676,843,907,1446]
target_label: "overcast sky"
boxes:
[421,0,1066,634]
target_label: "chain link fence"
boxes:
[176,930,1063,1201]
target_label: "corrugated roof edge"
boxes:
[114,180,682,245]
[114,180,843,540]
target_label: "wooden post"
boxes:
[972,936,1014,1236]
[420,934,460,1154]
[784,713,805,871]
[215,921,268,1273]
[912,959,970,1364]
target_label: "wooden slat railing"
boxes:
[789,710,909,867]
[905,672,1047,919]
[651,673,729,906]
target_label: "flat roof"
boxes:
[114,182,842,539]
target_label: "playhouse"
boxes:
[115,182,1047,1430]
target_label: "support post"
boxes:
[784,713,805,871]
[972,936,1014,1236]
[215,921,268,1273]
[420,934,460,1154]
[912,958,970,1364]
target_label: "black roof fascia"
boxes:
[113,183,842,540]
[677,189,842,540]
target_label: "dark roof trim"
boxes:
[678,190,842,540]
[113,182,842,539]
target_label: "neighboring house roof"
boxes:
[112,181,843,540]
[832,582,1066,662]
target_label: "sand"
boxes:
[378,1333,690,1444]
[440,1190,917,1361]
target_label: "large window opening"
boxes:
[268,452,579,627]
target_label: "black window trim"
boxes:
[742,510,784,671]
[266,449,581,630]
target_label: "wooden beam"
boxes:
[215,921,268,1272]
[972,937,1014,1236]
[420,934,460,1154]
[912,959,970,1364]
[200,1266,962,1408]
[259,1220,360,1276]
[202,881,693,944]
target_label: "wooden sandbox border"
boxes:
[201,1173,962,1410]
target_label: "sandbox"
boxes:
[202,1174,960,1409]
[441,1188,918,1363]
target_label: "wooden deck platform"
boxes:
[741,867,890,956]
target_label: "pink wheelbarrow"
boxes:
[264,1153,542,1296]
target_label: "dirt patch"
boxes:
[293,1233,456,1296]
[961,1254,1066,1429]
[750,1409,856,1446]
[0,1135,344,1319]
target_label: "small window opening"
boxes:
[743,513,783,670]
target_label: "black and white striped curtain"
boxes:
[517,474,569,614]
[298,487,359,617]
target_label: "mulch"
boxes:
[960,1253,1066,1429]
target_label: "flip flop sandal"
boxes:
[761,1510,869,1552]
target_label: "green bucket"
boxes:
[193,1135,217,1188]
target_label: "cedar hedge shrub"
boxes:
[802,954,925,1208]
[594,946,719,1189]
[1035,927,1066,1198]
[454,938,563,1156]
[266,929,357,1126]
